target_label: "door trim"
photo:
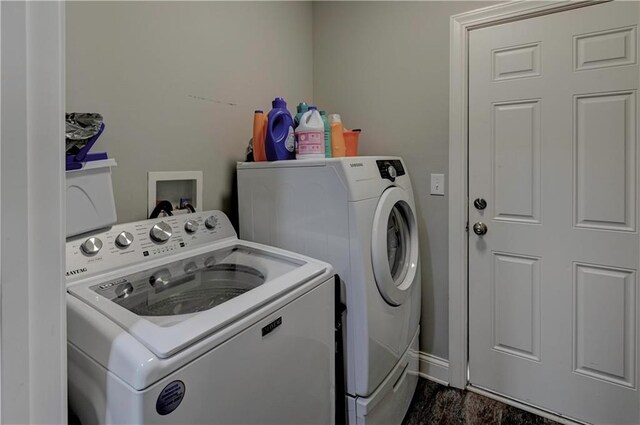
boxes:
[1,2,66,422]
[447,0,610,390]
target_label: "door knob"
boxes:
[473,198,487,210]
[473,222,488,236]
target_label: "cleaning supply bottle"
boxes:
[343,129,361,157]
[252,110,267,162]
[293,102,309,153]
[320,110,331,158]
[330,114,346,158]
[294,102,309,128]
[265,97,295,161]
[295,106,325,159]
[261,112,268,157]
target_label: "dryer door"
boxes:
[371,186,419,306]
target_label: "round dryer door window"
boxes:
[371,187,419,306]
[387,206,411,284]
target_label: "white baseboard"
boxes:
[418,352,449,385]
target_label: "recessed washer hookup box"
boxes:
[66,158,117,238]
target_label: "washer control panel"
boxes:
[65,211,236,282]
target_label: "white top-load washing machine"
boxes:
[237,157,421,425]
[65,210,336,425]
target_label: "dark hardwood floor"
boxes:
[403,379,560,425]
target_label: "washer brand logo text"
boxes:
[262,317,282,337]
[66,268,87,277]
[350,163,364,167]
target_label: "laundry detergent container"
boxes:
[66,158,117,238]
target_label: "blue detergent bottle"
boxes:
[265,97,295,161]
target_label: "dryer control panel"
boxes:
[65,211,237,283]
[376,159,406,181]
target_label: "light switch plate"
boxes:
[431,173,445,196]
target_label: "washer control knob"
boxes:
[205,216,218,230]
[150,221,172,243]
[115,231,134,248]
[81,237,103,256]
[184,262,198,274]
[115,282,134,299]
[184,219,199,234]
[149,269,171,288]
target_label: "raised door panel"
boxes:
[575,26,637,71]
[493,100,541,223]
[574,91,636,231]
[492,253,541,361]
[493,42,542,81]
[574,263,636,388]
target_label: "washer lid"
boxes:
[371,186,419,306]
[68,242,328,358]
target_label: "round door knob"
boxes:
[81,237,103,256]
[115,231,134,248]
[473,222,488,236]
[150,221,172,243]
[184,219,199,234]
[474,198,487,210]
[205,216,218,230]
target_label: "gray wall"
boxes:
[312,1,498,359]
[67,1,313,223]
[67,1,499,361]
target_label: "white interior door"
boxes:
[468,2,640,423]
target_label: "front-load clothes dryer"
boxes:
[237,157,421,425]
[65,211,336,425]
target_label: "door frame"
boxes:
[448,0,611,390]
[1,1,66,422]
